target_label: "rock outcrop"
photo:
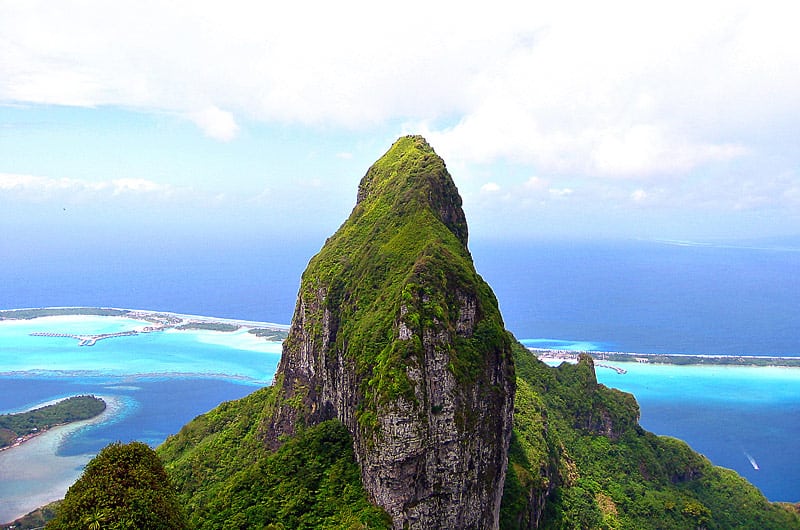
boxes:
[263,135,516,529]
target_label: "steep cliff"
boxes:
[152,136,799,530]
[263,135,516,529]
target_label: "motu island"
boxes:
[21,137,800,529]
[0,396,106,451]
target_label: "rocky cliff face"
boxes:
[263,136,516,529]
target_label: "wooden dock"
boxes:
[29,330,139,346]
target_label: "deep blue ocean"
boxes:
[5,237,799,356]
[1,237,799,520]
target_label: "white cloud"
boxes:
[480,182,501,193]
[549,188,573,197]
[631,189,648,202]
[523,177,548,192]
[0,0,797,195]
[188,106,239,142]
[0,172,176,200]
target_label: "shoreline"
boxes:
[0,395,125,524]
[0,306,289,350]
[2,306,797,368]
[0,306,290,332]
[0,396,108,453]
[531,348,800,368]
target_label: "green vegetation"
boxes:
[19,136,800,528]
[500,343,800,529]
[248,327,289,341]
[155,341,799,529]
[157,387,390,529]
[280,135,510,433]
[0,307,129,320]
[0,395,105,449]
[603,352,800,367]
[175,322,240,332]
[1,502,60,530]
[47,442,188,530]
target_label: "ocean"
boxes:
[1,237,799,521]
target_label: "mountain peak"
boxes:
[355,135,468,248]
[264,136,515,528]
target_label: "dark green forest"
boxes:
[0,395,105,449]
[47,442,188,530]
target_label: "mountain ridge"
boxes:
[263,135,515,528]
[51,134,797,529]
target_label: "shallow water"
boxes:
[0,316,281,523]
[1,314,799,523]
[594,361,800,502]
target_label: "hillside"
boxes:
[61,135,798,528]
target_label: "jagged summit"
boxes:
[264,135,515,529]
[354,135,469,247]
[157,136,800,530]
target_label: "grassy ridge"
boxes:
[501,343,800,529]
[157,387,390,529]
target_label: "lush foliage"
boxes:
[41,136,800,529]
[158,387,390,529]
[0,395,105,448]
[500,342,800,529]
[0,307,129,320]
[175,322,241,332]
[248,327,289,341]
[47,441,188,530]
[283,135,510,433]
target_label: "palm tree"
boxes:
[82,509,109,530]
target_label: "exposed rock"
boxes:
[264,136,515,529]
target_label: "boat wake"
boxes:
[744,451,760,471]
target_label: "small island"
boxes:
[533,348,800,368]
[0,306,290,345]
[0,395,106,450]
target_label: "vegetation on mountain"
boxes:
[29,136,800,529]
[0,395,105,449]
[46,442,188,530]
[0,502,60,530]
[500,344,800,529]
[275,134,508,426]
[155,343,799,529]
[263,135,514,527]
[157,387,389,529]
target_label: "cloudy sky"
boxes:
[2,1,799,248]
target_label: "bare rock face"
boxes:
[263,136,515,529]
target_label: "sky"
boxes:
[2,1,799,250]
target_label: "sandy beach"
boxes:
[0,395,124,524]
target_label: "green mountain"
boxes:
[51,136,799,529]
[262,135,515,528]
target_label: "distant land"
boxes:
[533,348,800,368]
[0,306,290,342]
[0,395,106,451]
[4,307,798,368]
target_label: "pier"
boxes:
[595,362,627,374]
[30,330,140,346]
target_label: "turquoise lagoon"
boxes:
[0,315,282,523]
[593,361,800,503]
[2,315,799,522]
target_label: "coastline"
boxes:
[0,306,290,331]
[0,395,124,524]
[531,348,800,368]
[0,396,108,453]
